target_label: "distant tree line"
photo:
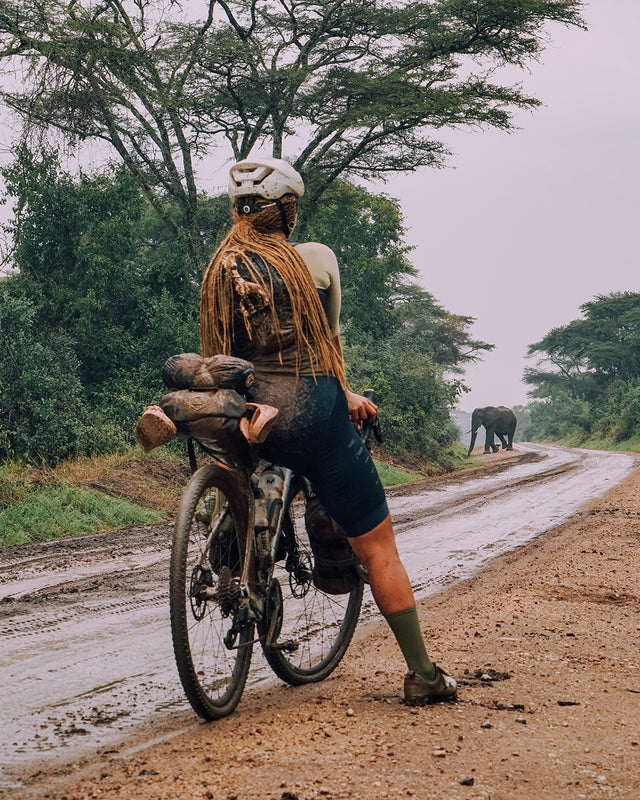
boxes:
[0,148,491,466]
[523,292,640,444]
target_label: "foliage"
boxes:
[2,147,200,395]
[525,395,593,443]
[344,333,461,461]
[595,380,640,443]
[0,287,95,463]
[511,404,531,441]
[0,0,585,258]
[0,148,203,463]
[0,462,30,509]
[524,293,640,446]
[525,292,640,399]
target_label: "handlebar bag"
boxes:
[304,494,360,595]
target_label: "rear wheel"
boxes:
[259,483,363,685]
[170,463,253,719]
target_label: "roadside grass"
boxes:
[0,456,167,548]
[0,484,162,547]
[458,452,487,468]
[579,435,640,453]
[0,447,427,548]
[373,459,422,486]
[51,450,187,512]
[535,434,640,454]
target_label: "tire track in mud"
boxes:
[390,454,584,530]
[0,444,637,790]
[389,444,638,600]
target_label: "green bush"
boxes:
[592,380,640,442]
[526,395,594,443]
[0,290,96,464]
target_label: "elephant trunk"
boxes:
[467,426,479,456]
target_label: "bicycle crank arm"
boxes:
[268,639,299,653]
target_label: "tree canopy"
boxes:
[523,293,640,445]
[0,0,585,263]
[524,292,640,400]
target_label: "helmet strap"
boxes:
[275,198,292,236]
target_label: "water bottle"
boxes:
[254,466,285,570]
[257,466,285,530]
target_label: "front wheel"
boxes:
[259,484,363,685]
[170,462,254,719]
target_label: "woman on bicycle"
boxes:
[200,156,456,706]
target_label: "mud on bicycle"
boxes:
[136,353,382,720]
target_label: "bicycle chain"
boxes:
[256,528,272,570]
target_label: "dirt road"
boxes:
[2,445,640,799]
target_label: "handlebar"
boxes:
[359,388,383,451]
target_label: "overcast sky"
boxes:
[386,0,639,411]
[1,2,637,414]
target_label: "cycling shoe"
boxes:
[404,666,458,706]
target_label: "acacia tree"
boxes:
[305,180,492,364]
[524,292,640,400]
[0,0,584,266]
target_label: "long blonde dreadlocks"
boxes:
[200,199,347,389]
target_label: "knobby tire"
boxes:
[259,484,363,685]
[170,462,253,720]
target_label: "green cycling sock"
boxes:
[384,607,436,681]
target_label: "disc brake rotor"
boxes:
[189,565,212,620]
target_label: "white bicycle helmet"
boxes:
[228,157,304,201]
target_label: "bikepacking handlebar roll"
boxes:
[161,352,256,394]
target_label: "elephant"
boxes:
[467,406,517,456]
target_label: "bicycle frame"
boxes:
[187,389,380,650]
[211,463,297,648]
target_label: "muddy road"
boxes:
[0,443,637,792]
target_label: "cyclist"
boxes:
[200,157,456,706]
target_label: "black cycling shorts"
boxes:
[258,376,389,538]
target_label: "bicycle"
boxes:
[168,387,381,720]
